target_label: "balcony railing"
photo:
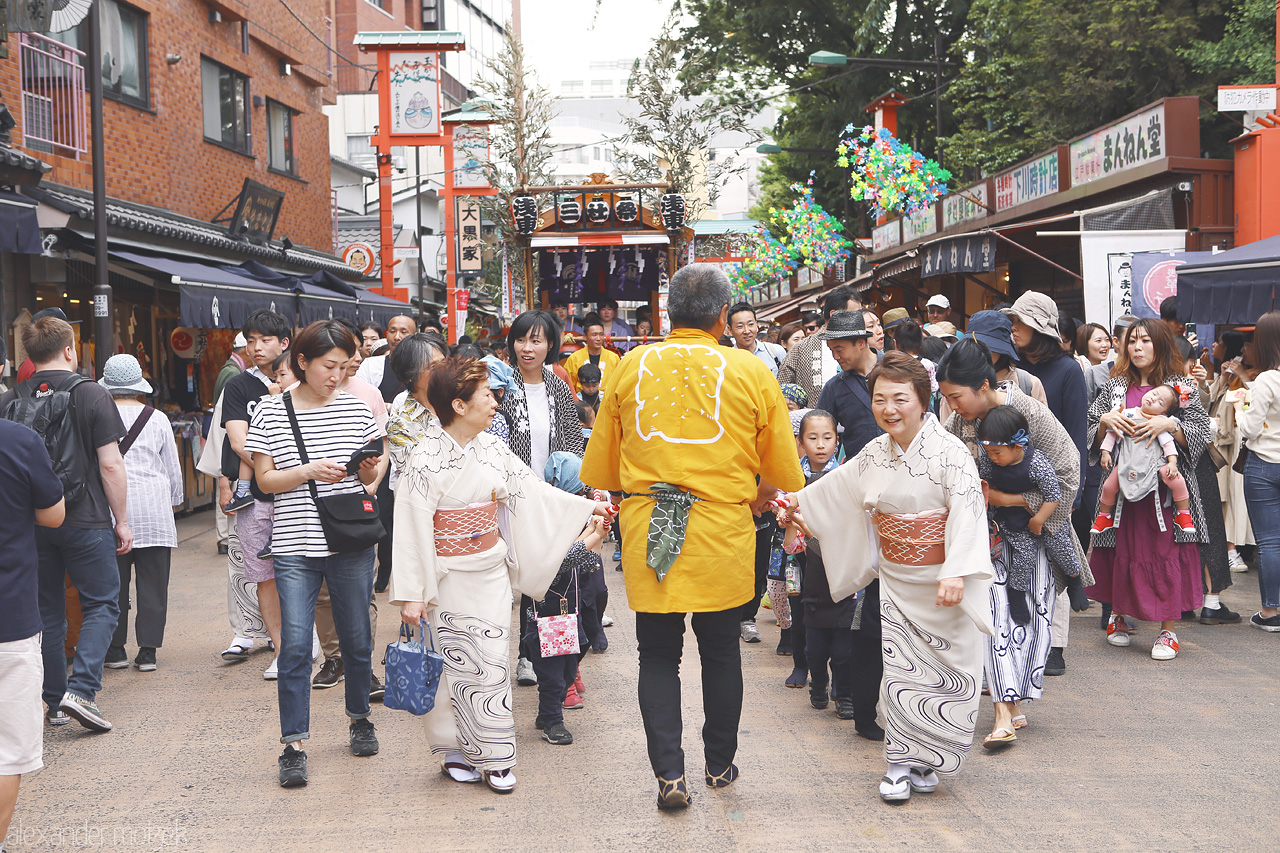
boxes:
[19,33,87,156]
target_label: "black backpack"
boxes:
[3,373,91,508]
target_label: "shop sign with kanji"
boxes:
[457,197,484,272]
[921,234,995,278]
[1070,103,1164,187]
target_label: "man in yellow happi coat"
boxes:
[581,264,804,809]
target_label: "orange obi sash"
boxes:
[433,501,500,557]
[872,509,948,566]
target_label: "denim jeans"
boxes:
[1244,455,1280,608]
[36,526,120,708]
[272,547,376,743]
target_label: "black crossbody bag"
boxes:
[282,392,385,553]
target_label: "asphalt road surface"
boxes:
[10,514,1277,852]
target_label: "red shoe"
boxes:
[1173,510,1196,533]
[573,669,586,696]
[563,686,584,710]
[1090,512,1114,534]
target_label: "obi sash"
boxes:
[433,501,500,557]
[872,508,948,566]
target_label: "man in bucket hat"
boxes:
[816,311,884,461]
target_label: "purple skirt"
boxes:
[1086,491,1202,623]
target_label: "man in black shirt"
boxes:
[0,317,131,732]
[219,310,290,673]
[816,311,884,461]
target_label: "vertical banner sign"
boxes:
[389,53,441,137]
[456,197,484,272]
[452,125,491,189]
[1107,253,1133,330]
[501,250,511,315]
[455,289,469,336]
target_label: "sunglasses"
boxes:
[804,325,818,331]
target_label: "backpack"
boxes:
[3,373,92,508]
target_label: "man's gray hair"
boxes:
[667,264,732,331]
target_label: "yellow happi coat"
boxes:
[581,327,804,613]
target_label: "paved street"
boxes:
[10,511,1279,852]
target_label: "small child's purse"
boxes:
[537,568,580,658]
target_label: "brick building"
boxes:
[0,1,398,411]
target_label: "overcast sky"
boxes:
[520,0,675,90]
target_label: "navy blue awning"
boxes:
[0,190,43,254]
[1177,236,1280,325]
[112,250,296,329]
[355,288,414,327]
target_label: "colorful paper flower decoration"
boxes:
[836,125,951,218]
[770,176,852,270]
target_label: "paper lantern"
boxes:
[511,195,538,236]
[659,193,686,230]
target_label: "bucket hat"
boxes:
[99,354,153,395]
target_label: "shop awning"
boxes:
[354,289,414,327]
[1176,235,1280,324]
[0,190,43,254]
[531,233,670,248]
[112,249,296,330]
[756,291,815,323]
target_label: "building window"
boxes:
[347,134,375,168]
[561,80,583,95]
[201,57,249,153]
[48,0,149,110]
[267,100,295,175]
[590,79,612,97]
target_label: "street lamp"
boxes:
[756,143,828,156]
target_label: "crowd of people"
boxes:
[4,266,1280,835]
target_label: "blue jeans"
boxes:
[1244,455,1280,608]
[272,548,375,743]
[36,526,120,708]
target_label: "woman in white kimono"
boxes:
[389,356,598,794]
[783,353,994,804]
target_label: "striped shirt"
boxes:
[114,403,184,549]
[244,391,382,557]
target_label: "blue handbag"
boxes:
[383,619,445,716]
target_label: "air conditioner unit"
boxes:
[421,0,440,28]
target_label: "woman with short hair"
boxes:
[390,356,598,794]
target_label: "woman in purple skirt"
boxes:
[1085,319,1213,661]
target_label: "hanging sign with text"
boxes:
[456,197,484,272]
[995,151,1059,211]
[920,234,996,279]
[1069,103,1165,187]
[389,52,441,137]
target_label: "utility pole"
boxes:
[88,1,111,375]
[934,33,944,164]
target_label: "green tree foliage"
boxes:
[1181,0,1278,83]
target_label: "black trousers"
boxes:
[790,594,808,672]
[531,650,581,728]
[374,476,395,589]
[635,606,742,779]
[580,570,608,651]
[807,627,881,726]
[738,518,774,622]
[112,547,171,649]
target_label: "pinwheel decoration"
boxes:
[836,125,951,218]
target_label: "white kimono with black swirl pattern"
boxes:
[797,414,995,776]
[388,420,595,771]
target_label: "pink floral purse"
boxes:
[536,568,580,658]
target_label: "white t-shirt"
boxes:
[244,391,382,557]
[524,380,551,480]
[819,343,839,386]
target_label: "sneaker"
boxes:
[1106,615,1131,647]
[601,613,615,628]
[224,491,255,514]
[540,722,574,745]
[810,687,829,710]
[739,620,762,643]
[134,647,157,672]
[59,692,112,732]
[104,645,129,669]
[563,686,584,710]
[1250,612,1280,632]
[312,657,344,689]
[612,547,622,562]
[257,542,274,560]
[856,721,886,741]
[1228,549,1248,572]
[573,670,586,696]
[516,657,537,686]
[278,745,308,787]
[1200,604,1242,625]
[1044,647,1066,676]
[835,698,856,720]
[1173,510,1196,533]
[1090,512,1114,534]
[46,708,71,726]
[1151,630,1179,660]
[349,718,379,756]
[264,657,279,680]
[908,766,939,794]
[369,674,385,702]
[311,633,321,662]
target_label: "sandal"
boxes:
[1011,714,1027,730]
[440,760,482,784]
[982,727,1017,750]
[879,773,911,803]
[704,763,739,789]
[220,643,251,662]
[482,768,517,793]
[656,775,692,810]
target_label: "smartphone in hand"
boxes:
[346,438,385,474]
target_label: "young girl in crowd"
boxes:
[1090,384,1196,535]
[977,406,1090,622]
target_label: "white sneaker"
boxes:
[1106,615,1132,647]
[515,657,537,686]
[1228,550,1248,572]
[601,614,615,628]
[264,657,279,680]
[1151,630,1179,661]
